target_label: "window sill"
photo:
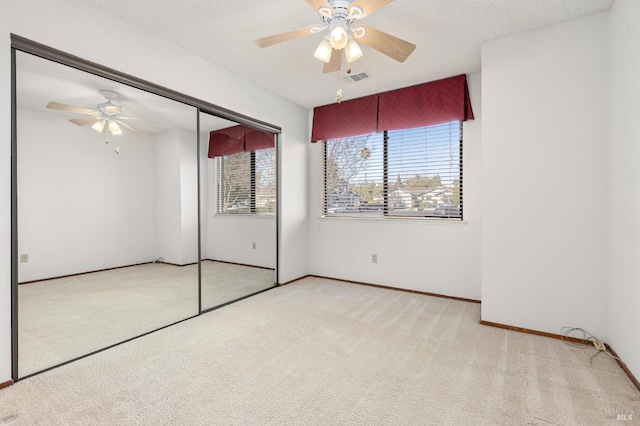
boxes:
[213,213,275,219]
[318,215,468,225]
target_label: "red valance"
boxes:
[208,125,274,158]
[378,75,474,131]
[311,95,379,142]
[245,128,275,152]
[310,74,474,142]
[208,125,244,157]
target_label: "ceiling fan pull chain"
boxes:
[335,61,344,103]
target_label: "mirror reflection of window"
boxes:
[200,113,277,312]
[217,148,276,215]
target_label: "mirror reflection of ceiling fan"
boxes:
[46,90,143,144]
[254,0,416,73]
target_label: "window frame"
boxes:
[322,121,463,221]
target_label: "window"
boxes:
[217,147,276,214]
[324,121,462,219]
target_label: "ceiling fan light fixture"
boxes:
[104,104,120,116]
[351,25,366,39]
[329,25,348,50]
[92,120,106,133]
[108,120,122,136]
[345,39,363,63]
[318,6,333,18]
[314,39,332,63]
[348,6,363,20]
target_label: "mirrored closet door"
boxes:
[15,51,200,378]
[199,111,277,311]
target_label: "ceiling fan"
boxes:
[254,0,416,73]
[46,90,143,142]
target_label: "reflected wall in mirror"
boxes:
[16,51,200,377]
[199,112,277,311]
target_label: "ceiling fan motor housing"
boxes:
[97,90,122,117]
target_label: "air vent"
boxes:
[343,72,370,83]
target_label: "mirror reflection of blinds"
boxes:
[217,148,276,215]
[324,121,462,219]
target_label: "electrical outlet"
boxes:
[20,254,29,263]
[372,254,378,263]
[252,242,256,250]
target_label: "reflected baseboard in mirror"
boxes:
[18,263,199,377]
[200,260,275,311]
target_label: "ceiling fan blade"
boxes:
[115,119,143,135]
[255,25,324,48]
[305,0,332,12]
[119,116,162,127]
[349,0,394,19]
[46,102,95,116]
[117,116,146,122]
[356,25,416,63]
[69,116,99,126]
[323,48,342,73]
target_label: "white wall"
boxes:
[0,0,310,382]
[17,108,156,282]
[481,14,610,338]
[179,129,199,265]
[206,215,276,269]
[154,128,184,264]
[609,0,640,380]
[307,74,482,300]
[278,126,309,283]
[154,128,199,265]
[199,136,209,260]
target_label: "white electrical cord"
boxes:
[561,327,620,364]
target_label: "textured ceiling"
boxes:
[78,0,615,109]
[16,0,616,131]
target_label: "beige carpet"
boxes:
[18,261,274,377]
[200,260,274,310]
[3,277,639,425]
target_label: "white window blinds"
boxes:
[217,148,276,215]
[324,121,462,219]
